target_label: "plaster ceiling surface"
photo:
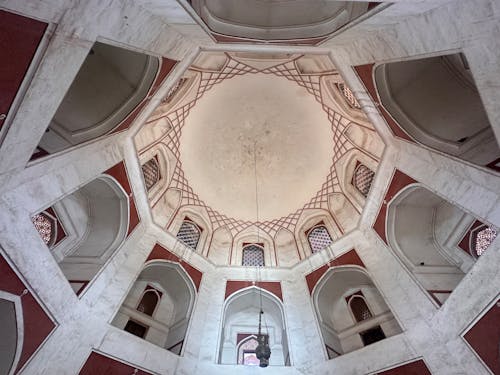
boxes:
[138,52,382,237]
[180,73,334,222]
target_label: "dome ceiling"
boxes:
[180,72,334,222]
[136,52,384,248]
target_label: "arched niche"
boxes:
[208,226,232,265]
[149,188,180,229]
[0,291,23,375]
[168,205,212,256]
[295,209,340,259]
[312,266,402,358]
[218,287,290,366]
[274,228,300,267]
[375,53,500,166]
[47,176,129,293]
[192,0,373,40]
[38,41,159,155]
[232,226,276,267]
[387,184,477,305]
[112,261,196,355]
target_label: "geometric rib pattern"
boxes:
[177,220,201,250]
[242,244,265,267]
[147,55,374,238]
[142,157,161,191]
[473,226,497,256]
[32,212,54,245]
[307,225,333,253]
[352,163,375,197]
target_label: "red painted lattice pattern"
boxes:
[147,55,371,238]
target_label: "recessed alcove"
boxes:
[34,41,159,157]
[32,176,129,295]
[313,266,402,358]
[218,287,290,366]
[112,261,196,355]
[386,185,486,305]
[375,53,500,168]
[0,297,19,375]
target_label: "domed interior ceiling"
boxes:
[135,52,385,263]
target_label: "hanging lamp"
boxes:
[252,141,271,367]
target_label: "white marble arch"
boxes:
[47,175,129,290]
[139,143,175,206]
[374,52,499,167]
[112,260,196,355]
[168,205,212,256]
[0,291,24,375]
[386,184,477,306]
[38,41,159,154]
[217,286,290,366]
[312,266,402,358]
[232,226,276,267]
[191,0,372,40]
[294,209,340,259]
[336,148,378,213]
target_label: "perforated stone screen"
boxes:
[142,157,160,191]
[350,296,373,322]
[177,220,201,250]
[242,244,265,266]
[32,212,53,245]
[473,226,497,256]
[337,83,361,109]
[307,225,333,253]
[352,163,375,197]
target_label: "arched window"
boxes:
[237,336,260,365]
[142,156,161,191]
[471,225,497,257]
[242,244,265,266]
[352,162,375,197]
[348,295,373,323]
[177,218,202,250]
[306,224,333,253]
[31,212,54,246]
[337,83,361,109]
[137,287,162,316]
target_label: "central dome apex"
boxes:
[180,72,334,222]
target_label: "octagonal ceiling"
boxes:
[135,51,385,264]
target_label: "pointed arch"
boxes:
[312,266,402,358]
[386,184,478,306]
[112,260,196,355]
[0,291,24,375]
[218,286,290,366]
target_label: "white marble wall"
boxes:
[0,0,499,374]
